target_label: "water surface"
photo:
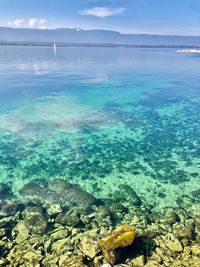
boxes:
[0,46,200,209]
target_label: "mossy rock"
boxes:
[114,184,142,206]
[20,178,97,209]
[23,206,47,235]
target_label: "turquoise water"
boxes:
[0,46,200,210]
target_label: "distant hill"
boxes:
[0,27,200,46]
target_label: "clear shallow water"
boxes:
[0,46,200,210]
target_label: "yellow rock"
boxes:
[99,225,135,264]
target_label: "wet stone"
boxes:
[0,183,14,200]
[51,238,72,254]
[79,234,100,259]
[58,255,87,267]
[50,228,70,241]
[12,220,29,243]
[114,184,142,206]
[0,201,24,218]
[49,179,97,208]
[23,206,47,235]
[19,179,56,203]
[0,228,6,238]
[165,233,183,253]
[55,210,80,227]
[20,178,97,209]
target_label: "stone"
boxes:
[23,206,47,235]
[0,228,6,238]
[0,183,14,199]
[129,255,145,266]
[56,211,80,227]
[145,260,160,267]
[20,178,97,209]
[59,255,87,267]
[42,255,59,266]
[23,250,43,265]
[51,238,72,254]
[114,185,141,206]
[100,225,135,265]
[173,222,194,246]
[159,208,179,225]
[0,257,8,266]
[171,259,200,267]
[50,228,69,241]
[0,216,16,228]
[19,179,55,201]
[79,235,100,259]
[194,216,200,229]
[195,234,200,244]
[0,201,24,217]
[191,244,200,256]
[165,233,183,253]
[49,179,97,208]
[182,246,191,260]
[13,220,29,243]
[47,203,62,216]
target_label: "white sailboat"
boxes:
[53,43,57,55]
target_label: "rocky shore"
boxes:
[0,179,200,267]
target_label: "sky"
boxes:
[0,0,200,35]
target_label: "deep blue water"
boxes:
[0,46,200,209]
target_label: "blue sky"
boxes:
[0,0,200,35]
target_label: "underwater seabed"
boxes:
[0,97,200,211]
[0,98,200,266]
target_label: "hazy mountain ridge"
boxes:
[0,27,200,46]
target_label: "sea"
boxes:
[0,46,200,210]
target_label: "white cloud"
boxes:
[79,7,126,18]
[28,18,37,28]
[7,19,25,28]
[7,18,47,29]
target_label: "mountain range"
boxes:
[0,27,200,46]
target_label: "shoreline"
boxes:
[0,42,200,49]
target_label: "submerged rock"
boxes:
[19,179,56,202]
[114,184,142,206]
[129,255,145,267]
[165,233,183,253]
[51,238,72,254]
[79,234,100,259]
[50,228,69,241]
[20,178,97,208]
[59,255,87,267]
[23,206,47,235]
[12,220,29,243]
[56,210,80,227]
[46,203,62,217]
[100,225,135,264]
[49,179,97,208]
[0,201,24,218]
[0,183,14,200]
[22,250,43,265]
